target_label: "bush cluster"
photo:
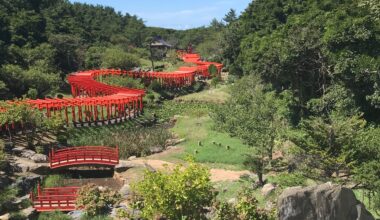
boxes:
[76,184,120,216]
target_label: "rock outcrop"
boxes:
[277,182,374,220]
[12,175,41,195]
[261,183,276,197]
[115,161,141,173]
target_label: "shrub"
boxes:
[101,47,140,70]
[214,202,238,220]
[214,188,274,220]
[26,88,38,99]
[235,188,273,220]
[146,93,155,103]
[193,81,205,92]
[0,187,18,213]
[268,172,307,188]
[132,158,215,219]
[8,212,26,220]
[76,184,121,216]
[208,64,218,77]
[68,125,171,159]
[0,139,6,170]
[211,76,222,88]
[35,146,45,154]
[102,75,144,89]
[38,211,72,220]
[149,80,162,92]
[43,175,66,188]
[80,214,113,220]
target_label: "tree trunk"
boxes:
[257,172,264,186]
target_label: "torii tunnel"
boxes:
[0,52,223,128]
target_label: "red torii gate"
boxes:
[0,52,223,129]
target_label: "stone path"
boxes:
[120,158,251,182]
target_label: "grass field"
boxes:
[145,84,252,170]
[175,84,230,104]
[170,114,252,170]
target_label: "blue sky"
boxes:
[69,0,252,30]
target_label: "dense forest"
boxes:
[214,0,380,213]
[0,0,221,99]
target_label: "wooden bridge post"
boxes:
[116,146,119,164]
[37,182,41,196]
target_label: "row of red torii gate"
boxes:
[1,52,222,129]
[25,51,223,212]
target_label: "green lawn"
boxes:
[175,84,230,104]
[144,85,251,170]
[168,112,252,170]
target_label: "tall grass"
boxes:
[68,124,172,159]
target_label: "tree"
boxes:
[351,127,380,213]
[289,114,366,178]
[359,0,380,20]
[48,34,83,76]
[84,46,106,69]
[212,75,292,185]
[132,158,215,219]
[101,47,140,70]
[219,21,243,76]
[210,18,224,30]
[223,9,237,24]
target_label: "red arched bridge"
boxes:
[49,146,119,169]
[0,51,222,130]
[31,145,118,211]
[30,183,79,212]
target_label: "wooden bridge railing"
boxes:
[49,146,119,169]
[30,183,80,212]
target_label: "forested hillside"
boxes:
[213,0,380,215]
[221,0,380,121]
[0,0,221,100]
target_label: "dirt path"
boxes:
[123,158,251,182]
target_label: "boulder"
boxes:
[261,183,276,197]
[10,156,49,174]
[0,173,11,190]
[11,162,37,173]
[165,138,185,147]
[12,175,41,195]
[128,156,137,160]
[20,150,36,159]
[111,204,141,220]
[150,146,163,154]
[115,161,140,173]
[21,207,37,219]
[11,147,26,156]
[0,213,10,220]
[3,142,14,153]
[228,198,237,205]
[119,184,131,198]
[30,153,48,163]
[12,195,30,208]
[68,210,84,220]
[277,182,375,220]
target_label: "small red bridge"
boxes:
[49,146,119,169]
[30,184,79,212]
